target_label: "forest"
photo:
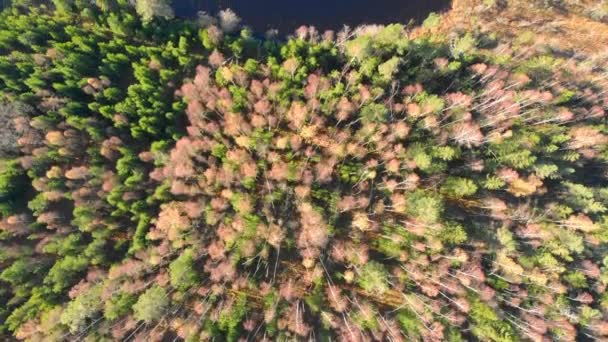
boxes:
[0,0,608,341]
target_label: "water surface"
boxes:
[174,0,451,33]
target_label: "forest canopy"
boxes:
[0,0,608,341]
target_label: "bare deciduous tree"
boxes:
[0,101,31,158]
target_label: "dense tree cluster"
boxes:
[0,1,608,341]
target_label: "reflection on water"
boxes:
[173,0,451,33]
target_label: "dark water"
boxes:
[173,0,451,34]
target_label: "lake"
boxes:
[173,0,452,34]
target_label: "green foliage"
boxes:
[563,182,606,214]
[352,306,380,331]
[375,227,412,258]
[60,285,102,333]
[534,163,559,179]
[396,309,421,338]
[431,145,460,161]
[520,55,559,81]
[345,24,409,65]
[419,93,445,115]
[0,258,45,287]
[438,222,468,245]
[445,327,465,342]
[469,298,517,342]
[441,177,478,198]
[378,56,401,81]
[360,102,389,123]
[406,189,443,223]
[544,226,584,261]
[133,285,168,323]
[451,33,477,60]
[135,0,174,23]
[563,271,588,289]
[356,261,389,295]
[27,193,49,215]
[218,293,247,341]
[42,233,85,256]
[423,12,442,29]
[338,163,365,183]
[44,255,89,293]
[0,159,26,215]
[169,248,199,291]
[579,305,601,325]
[303,286,324,313]
[483,175,506,189]
[104,292,136,321]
